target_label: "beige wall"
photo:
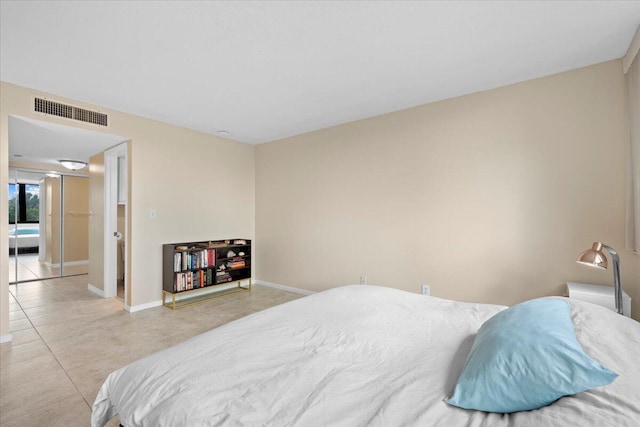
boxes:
[88,152,105,291]
[1,81,255,337]
[124,120,254,308]
[256,60,640,319]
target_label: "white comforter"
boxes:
[92,285,640,427]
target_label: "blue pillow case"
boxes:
[447,298,617,413]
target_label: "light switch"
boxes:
[150,209,157,219]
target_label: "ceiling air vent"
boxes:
[34,97,108,127]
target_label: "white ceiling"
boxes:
[8,116,128,167]
[7,168,47,184]
[1,1,639,145]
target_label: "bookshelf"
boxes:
[162,239,251,309]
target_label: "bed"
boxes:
[8,227,39,250]
[92,285,640,426]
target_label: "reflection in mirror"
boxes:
[8,170,91,284]
[8,169,61,283]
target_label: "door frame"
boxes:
[103,143,128,305]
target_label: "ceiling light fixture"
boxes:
[58,160,87,171]
[218,130,230,137]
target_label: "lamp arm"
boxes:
[602,244,623,315]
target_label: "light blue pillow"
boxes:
[447,298,617,413]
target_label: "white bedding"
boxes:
[8,234,39,249]
[92,285,640,427]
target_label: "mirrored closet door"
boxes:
[9,168,89,284]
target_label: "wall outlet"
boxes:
[360,276,367,285]
[421,284,430,296]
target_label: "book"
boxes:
[181,251,188,270]
[175,273,188,292]
[174,253,182,272]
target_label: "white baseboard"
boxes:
[46,259,89,268]
[63,260,89,266]
[126,300,163,313]
[0,334,13,344]
[254,280,315,296]
[87,283,105,298]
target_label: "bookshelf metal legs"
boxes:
[162,278,252,310]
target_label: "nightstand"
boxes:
[567,282,631,317]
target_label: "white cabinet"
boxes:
[567,282,631,317]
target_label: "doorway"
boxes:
[8,115,129,299]
[103,143,128,304]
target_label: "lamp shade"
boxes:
[576,242,608,270]
[58,160,87,171]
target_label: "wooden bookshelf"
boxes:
[162,239,251,309]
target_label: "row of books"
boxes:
[174,249,216,272]
[175,269,250,291]
[174,269,215,291]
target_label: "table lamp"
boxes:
[576,242,623,315]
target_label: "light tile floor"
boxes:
[8,254,89,283]
[0,276,302,426]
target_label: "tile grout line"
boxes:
[5,280,303,423]
[9,283,95,412]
